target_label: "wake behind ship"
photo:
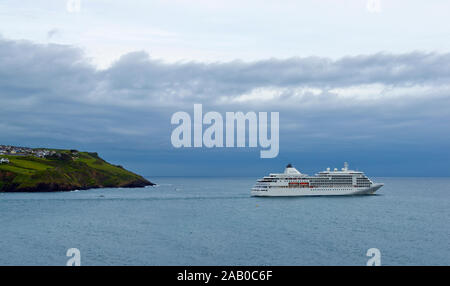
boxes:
[251,163,383,197]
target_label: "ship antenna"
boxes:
[344,162,348,171]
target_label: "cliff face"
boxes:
[0,150,154,192]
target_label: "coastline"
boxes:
[0,148,155,192]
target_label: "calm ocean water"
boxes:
[0,177,448,265]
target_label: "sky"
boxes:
[1,0,450,177]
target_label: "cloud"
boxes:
[47,29,61,40]
[0,37,449,175]
[84,50,450,114]
[2,36,450,110]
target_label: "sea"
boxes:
[0,177,448,266]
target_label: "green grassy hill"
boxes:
[0,150,154,192]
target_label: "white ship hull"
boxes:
[251,183,383,197]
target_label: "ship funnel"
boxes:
[284,164,301,174]
[344,162,349,171]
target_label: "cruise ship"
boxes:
[251,163,383,197]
